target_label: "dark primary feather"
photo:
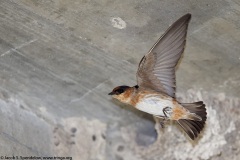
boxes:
[137,13,191,97]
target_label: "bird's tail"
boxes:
[177,101,207,140]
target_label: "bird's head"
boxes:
[108,85,131,103]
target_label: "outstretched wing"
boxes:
[137,13,191,97]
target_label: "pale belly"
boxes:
[135,96,174,117]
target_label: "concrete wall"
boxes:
[0,0,239,159]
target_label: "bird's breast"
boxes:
[135,95,174,117]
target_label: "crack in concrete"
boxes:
[1,39,38,57]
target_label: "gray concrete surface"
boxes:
[0,0,240,159]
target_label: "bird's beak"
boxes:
[108,92,114,95]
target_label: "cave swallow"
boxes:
[108,13,207,140]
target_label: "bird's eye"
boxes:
[116,88,124,94]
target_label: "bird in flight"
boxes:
[108,13,207,140]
